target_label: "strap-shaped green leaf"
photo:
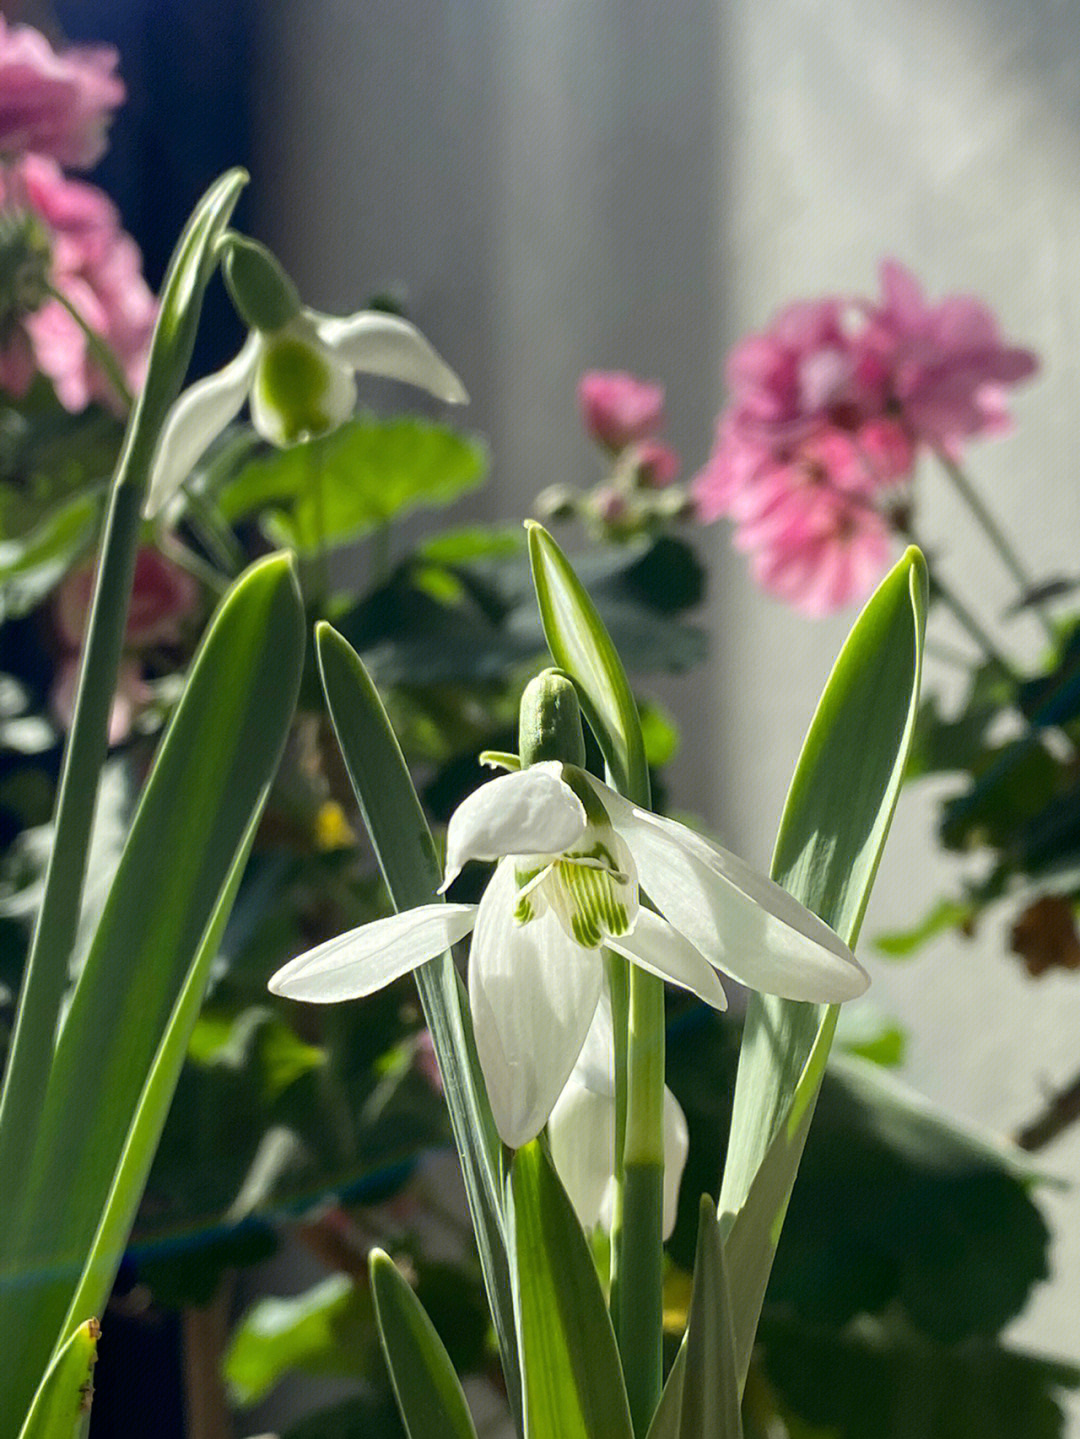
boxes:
[0,168,248,1216]
[719,547,927,1383]
[17,1319,98,1439]
[509,1142,634,1439]
[314,623,521,1433]
[370,1249,478,1439]
[527,522,649,805]
[0,554,304,1432]
[652,548,926,1433]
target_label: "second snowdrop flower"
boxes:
[145,234,468,516]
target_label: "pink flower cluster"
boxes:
[579,371,680,486]
[51,546,200,744]
[693,261,1038,614]
[0,16,124,170]
[0,21,156,414]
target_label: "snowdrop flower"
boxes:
[548,990,688,1239]
[269,760,866,1149]
[145,235,467,517]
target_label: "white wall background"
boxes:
[255,0,1080,1427]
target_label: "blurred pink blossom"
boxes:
[414,1030,443,1094]
[695,261,1037,614]
[579,371,666,450]
[50,654,151,746]
[859,259,1038,449]
[51,548,199,743]
[55,546,199,651]
[0,155,157,412]
[0,17,124,169]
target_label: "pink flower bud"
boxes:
[579,370,665,450]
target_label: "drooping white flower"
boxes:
[144,239,468,517]
[548,989,689,1239]
[268,762,867,1148]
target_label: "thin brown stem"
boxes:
[182,1282,235,1439]
[1015,1067,1080,1151]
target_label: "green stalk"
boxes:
[936,450,1056,643]
[618,964,665,1435]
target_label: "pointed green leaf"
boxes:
[370,1249,478,1439]
[527,522,649,805]
[719,547,927,1383]
[314,623,521,1432]
[17,1319,98,1439]
[0,169,249,1229]
[0,554,304,1430]
[509,1142,634,1439]
[677,1199,742,1439]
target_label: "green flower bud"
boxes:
[519,668,586,769]
[221,233,301,332]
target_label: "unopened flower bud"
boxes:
[535,484,580,522]
[519,669,586,770]
[221,232,302,333]
[0,209,51,329]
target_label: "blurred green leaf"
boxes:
[761,1316,1080,1439]
[875,897,976,957]
[281,1393,405,1439]
[217,417,487,554]
[370,1249,478,1439]
[832,1004,907,1067]
[225,1275,374,1407]
[509,1141,634,1439]
[0,493,100,622]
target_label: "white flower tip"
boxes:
[437,863,461,895]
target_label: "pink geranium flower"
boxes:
[579,371,666,450]
[51,546,199,744]
[0,17,124,169]
[859,259,1038,448]
[0,155,157,412]
[55,546,200,651]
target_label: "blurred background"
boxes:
[7,0,1080,1432]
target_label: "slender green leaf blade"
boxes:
[0,167,248,1252]
[17,1320,98,1439]
[527,522,649,804]
[314,623,521,1431]
[1,554,304,1429]
[56,807,261,1346]
[509,1142,633,1439]
[370,1249,478,1439]
[719,547,927,1384]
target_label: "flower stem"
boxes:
[935,450,1056,643]
[44,282,134,412]
[931,570,1018,682]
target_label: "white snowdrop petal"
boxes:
[469,858,601,1148]
[590,779,867,1003]
[607,908,728,1011]
[268,904,477,1003]
[145,333,260,517]
[442,763,587,889]
[661,1088,689,1240]
[313,311,469,404]
[548,1076,615,1232]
